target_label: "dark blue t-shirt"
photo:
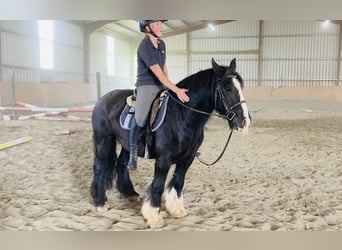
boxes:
[136,37,166,87]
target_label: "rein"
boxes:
[168,93,222,118]
[196,129,233,166]
[168,89,246,120]
[168,74,246,166]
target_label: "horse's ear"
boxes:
[229,58,236,71]
[212,58,225,76]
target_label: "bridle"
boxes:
[214,74,247,121]
[168,73,247,166]
[168,74,246,121]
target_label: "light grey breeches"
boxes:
[134,85,165,127]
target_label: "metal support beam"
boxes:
[0,29,2,81]
[186,32,190,76]
[83,32,89,83]
[337,23,342,86]
[257,20,264,87]
[163,20,234,38]
[96,72,101,100]
[10,70,15,105]
[188,50,258,55]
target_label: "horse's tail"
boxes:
[92,131,117,189]
[90,104,118,206]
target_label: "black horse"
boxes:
[90,58,251,228]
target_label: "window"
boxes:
[107,36,115,76]
[38,20,54,69]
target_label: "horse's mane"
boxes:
[176,68,214,91]
[171,68,217,115]
[175,66,244,91]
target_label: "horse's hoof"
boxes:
[147,216,165,229]
[96,206,107,213]
[125,194,141,202]
[170,207,188,218]
[165,188,188,218]
[141,201,164,228]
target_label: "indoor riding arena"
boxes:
[1,20,342,231]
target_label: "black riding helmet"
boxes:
[139,20,167,33]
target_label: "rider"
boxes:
[127,20,190,171]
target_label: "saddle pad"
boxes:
[151,94,169,132]
[119,95,169,132]
[119,105,135,130]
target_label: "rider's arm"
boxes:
[149,64,189,103]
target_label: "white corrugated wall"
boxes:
[190,20,259,69]
[164,33,188,83]
[1,21,39,82]
[53,21,84,82]
[165,20,341,87]
[0,20,84,83]
[1,20,341,88]
[89,31,135,94]
[165,21,260,85]
[262,20,340,87]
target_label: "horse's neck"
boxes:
[186,79,216,113]
[177,86,216,128]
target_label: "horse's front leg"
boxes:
[141,157,170,228]
[165,156,195,218]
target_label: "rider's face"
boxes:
[148,21,163,37]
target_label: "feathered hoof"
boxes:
[141,201,164,228]
[147,215,165,229]
[169,207,188,218]
[165,187,188,218]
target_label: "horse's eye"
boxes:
[225,88,232,92]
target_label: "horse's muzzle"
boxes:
[238,115,251,135]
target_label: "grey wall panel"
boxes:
[1,32,39,68]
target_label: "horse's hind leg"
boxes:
[105,137,117,190]
[165,157,194,218]
[116,147,139,197]
[90,134,116,210]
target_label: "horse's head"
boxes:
[212,58,251,134]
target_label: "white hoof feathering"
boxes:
[141,201,164,228]
[165,188,188,218]
[96,206,107,213]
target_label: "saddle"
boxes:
[119,91,169,132]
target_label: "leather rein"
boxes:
[168,74,246,166]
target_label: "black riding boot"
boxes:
[127,118,143,171]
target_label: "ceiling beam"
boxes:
[115,22,141,36]
[163,20,235,38]
[330,20,342,25]
[85,20,119,34]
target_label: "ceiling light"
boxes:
[323,20,330,28]
[208,23,216,31]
